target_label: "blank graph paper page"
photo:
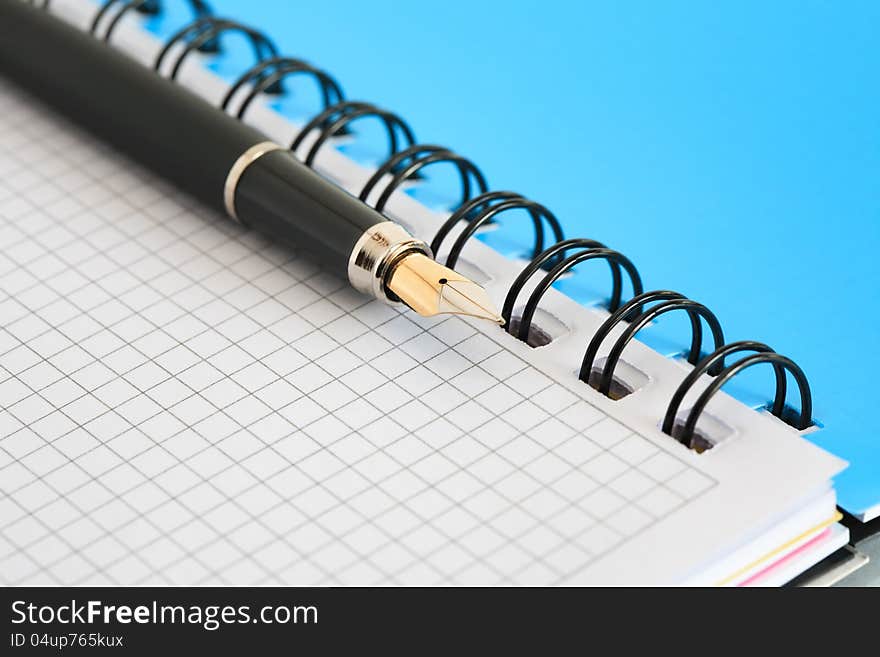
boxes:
[0,78,835,585]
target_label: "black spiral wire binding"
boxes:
[222,57,344,118]
[93,0,159,37]
[501,239,611,322]
[579,291,726,398]
[95,1,215,50]
[290,100,417,168]
[430,192,566,269]
[506,241,643,345]
[76,0,816,449]
[358,145,489,214]
[676,353,813,448]
[662,341,784,437]
[155,17,283,93]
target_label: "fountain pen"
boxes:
[0,0,502,323]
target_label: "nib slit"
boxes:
[385,253,504,324]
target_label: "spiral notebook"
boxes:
[0,0,849,585]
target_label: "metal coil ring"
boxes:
[291,101,373,152]
[679,353,812,445]
[579,290,688,385]
[515,247,643,342]
[431,192,565,269]
[503,238,617,326]
[597,299,725,397]
[155,17,225,70]
[662,340,787,440]
[155,17,280,93]
[360,145,454,198]
[291,101,416,168]
[221,56,344,117]
[359,144,488,213]
[91,0,158,38]
[98,1,214,47]
[97,0,220,47]
[169,19,278,85]
[430,191,537,257]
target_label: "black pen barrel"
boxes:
[0,0,387,277]
[0,0,257,213]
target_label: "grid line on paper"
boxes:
[0,79,717,585]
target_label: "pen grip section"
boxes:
[233,149,385,278]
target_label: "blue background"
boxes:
[146,0,879,513]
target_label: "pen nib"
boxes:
[387,253,504,324]
[437,277,504,324]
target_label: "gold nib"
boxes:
[387,253,504,324]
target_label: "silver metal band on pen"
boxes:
[223,141,432,306]
[223,141,284,222]
[347,222,431,303]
